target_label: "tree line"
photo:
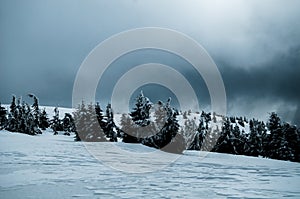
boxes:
[0,93,299,162]
[188,112,300,162]
[0,95,75,135]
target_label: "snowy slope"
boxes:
[0,130,299,198]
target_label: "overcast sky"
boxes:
[1,0,300,125]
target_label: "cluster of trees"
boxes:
[0,95,45,135]
[115,91,300,161]
[73,102,119,142]
[73,91,183,154]
[120,92,183,153]
[187,112,300,162]
[51,107,76,135]
[1,93,300,162]
[0,95,75,135]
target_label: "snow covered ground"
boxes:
[1,130,299,198]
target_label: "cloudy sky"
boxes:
[1,0,300,125]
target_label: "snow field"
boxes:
[1,130,300,198]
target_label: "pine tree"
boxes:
[103,103,117,142]
[22,103,30,133]
[130,91,152,126]
[73,101,86,140]
[153,101,168,132]
[28,94,40,129]
[73,101,107,141]
[142,98,182,153]
[246,120,263,157]
[85,103,106,141]
[95,102,106,130]
[7,95,17,132]
[160,107,182,153]
[187,118,203,150]
[231,124,244,155]
[212,118,235,154]
[15,98,23,132]
[51,107,62,135]
[17,100,26,133]
[6,113,14,131]
[279,123,298,161]
[24,103,40,135]
[62,113,75,135]
[39,109,49,130]
[266,112,283,160]
[0,103,7,129]
[10,95,16,115]
[4,95,42,135]
[120,113,139,143]
[189,111,219,152]
[201,111,211,129]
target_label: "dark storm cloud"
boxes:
[217,46,300,125]
[220,47,300,102]
[0,0,300,125]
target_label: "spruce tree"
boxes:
[51,107,62,135]
[212,118,234,154]
[0,103,7,129]
[4,95,41,135]
[130,91,152,126]
[142,98,182,153]
[95,102,106,131]
[153,101,168,132]
[73,101,108,141]
[39,109,49,130]
[7,95,17,132]
[201,111,211,129]
[28,94,40,129]
[20,101,29,134]
[15,98,23,132]
[73,101,87,141]
[266,112,283,159]
[24,103,40,135]
[62,113,75,135]
[231,124,243,155]
[120,113,139,143]
[85,103,106,141]
[10,96,16,115]
[103,103,117,142]
[247,120,263,157]
[187,118,203,150]
[280,123,298,161]
[160,107,182,153]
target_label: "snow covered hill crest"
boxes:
[0,93,300,163]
